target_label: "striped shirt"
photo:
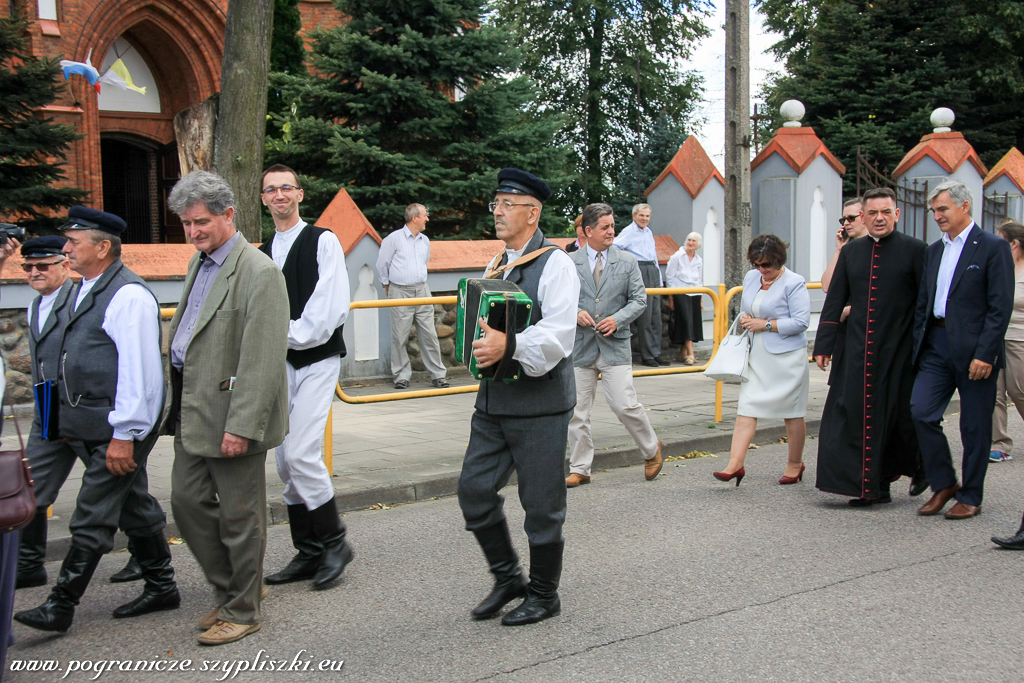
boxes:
[376,226,430,286]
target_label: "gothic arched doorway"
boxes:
[100,134,182,243]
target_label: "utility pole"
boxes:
[723,0,751,295]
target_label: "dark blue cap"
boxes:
[20,236,67,258]
[495,168,551,203]
[60,206,127,236]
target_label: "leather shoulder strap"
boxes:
[485,246,557,279]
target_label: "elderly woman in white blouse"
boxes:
[666,232,705,364]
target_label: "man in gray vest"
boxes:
[567,203,663,487]
[458,168,579,626]
[15,207,177,633]
[259,164,354,589]
[15,236,141,590]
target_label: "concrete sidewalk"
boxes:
[1,365,956,559]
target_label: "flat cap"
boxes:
[495,168,551,203]
[20,236,67,258]
[60,206,127,236]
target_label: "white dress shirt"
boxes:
[376,225,430,286]
[585,244,606,273]
[613,221,662,285]
[666,249,703,293]
[74,275,163,441]
[488,243,579,377]
[933,223,974,319]
[27,287,62,334]
[271,219,351,351]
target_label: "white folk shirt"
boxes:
[666,249,703,294]
[486,242,579,377]
[613,221,663,285]
[270,219,351,351]
[73,275,163,441]
[933,223,974,319]
[376,225,430,286]
[27,287,62,334]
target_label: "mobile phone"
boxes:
[839,226,849,241]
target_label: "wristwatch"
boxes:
[765,321,773,332]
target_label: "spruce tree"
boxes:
[266,0,570,239]
[0,12,86,232]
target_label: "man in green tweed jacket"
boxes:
[164,170,289,646]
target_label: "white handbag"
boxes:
[704,315,751,383]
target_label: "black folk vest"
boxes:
[28,278,74,386]
[58,261,161,442]
[475,230,576,417]
[259,224,346,369]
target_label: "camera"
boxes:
[0,223,26,245]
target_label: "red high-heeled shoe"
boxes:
[779,463,805,485]
[713,467,745,486]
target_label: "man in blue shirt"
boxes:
[613,204,668,366]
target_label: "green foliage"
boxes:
[270,0,307,75]
[757,0,1024,193]
[611,112,689,226]
[266,0,570,239]
[492,0,710,212]
[0,12,87,232]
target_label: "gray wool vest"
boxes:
[28,278,74,386]
[474,230,576,417]
[58,261,160,442]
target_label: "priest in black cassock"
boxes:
[813,187,929,506]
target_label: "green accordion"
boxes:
[456,278,534,382]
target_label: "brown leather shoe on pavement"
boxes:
[944,502,981,519]
[917,483,961,515]
[566,473,590,487]
[645,441,664,481]
[197,586,269,630]
[198,620,261,646]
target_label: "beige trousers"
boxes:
[991,339,1024,454]
[568,358,659,476]
[388,282,446,381]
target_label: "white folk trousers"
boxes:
[568,358,659,476]
[275,355,339,509]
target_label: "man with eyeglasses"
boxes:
[258,164,354,590]
[376,203,449,390]
[458,168,579,627]
[15,207,178,633]
[813,187,929,507]
[821,197,868,294]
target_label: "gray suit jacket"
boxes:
[572,245,647,367]
[162,237,290,457]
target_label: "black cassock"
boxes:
[814,230,927,499]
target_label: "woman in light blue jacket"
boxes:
[713,235,810,486]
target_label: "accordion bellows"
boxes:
[456,278,534,382]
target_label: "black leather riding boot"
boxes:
[502,541,563,626]
[113,533,180,618]
[16,508,48,589]
[992,510,1024,550]
[470,519,527,620]
[265,504,324,584]
[309,498,354,588]
[109,538,142,583]
[14,544,101,632]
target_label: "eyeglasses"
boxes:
[261,184,299,195]
[752,261,772,270]
[488,200,535,212]
[839,215,859,225]
[21,260,64,272]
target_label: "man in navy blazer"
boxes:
[911,180,1014,519]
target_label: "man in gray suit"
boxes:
[165,171,290,646]
[567,203,663,486]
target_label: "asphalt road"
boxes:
[6,415,1024,683]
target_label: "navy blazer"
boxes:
[912,223,1014,369]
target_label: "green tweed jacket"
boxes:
[162,236,290,457]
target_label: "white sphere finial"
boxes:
[781,100,805,128]
[931,107,955,133]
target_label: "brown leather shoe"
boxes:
[198,620,261,646]
[944,502,981,519]
[918,483,961,515]
[197,586,268,630]
[645,441,664,481]
[566,473,591,487]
